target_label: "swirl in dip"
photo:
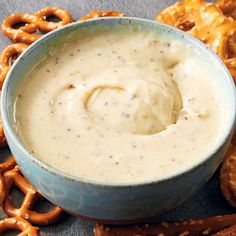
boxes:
[14,25,223,183]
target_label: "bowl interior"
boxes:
[1,17,236,186]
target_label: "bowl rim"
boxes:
[2,16,236,188]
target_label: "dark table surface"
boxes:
[0,0,234,235]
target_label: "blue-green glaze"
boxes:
[1,18,236,221]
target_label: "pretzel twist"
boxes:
[94,213,236,236]
[1,14,41,44]
[80,10,125,21]
[0,43,28,89]
[3,166,63,225]
[156,0,236,82]
[0,216,39,236]
[35,7,72,32]
[1,8,72,44]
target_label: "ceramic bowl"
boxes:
[1,17,236,222]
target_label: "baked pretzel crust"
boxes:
[0,216,39,236]
[35,7,72,32]
[3,166,63,225]
[0,174,5,205]
[1,7,72,44]
[94,213,236,236]
[1,14,41,44]
[0,43,28,89]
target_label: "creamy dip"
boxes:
[14,26,223,183]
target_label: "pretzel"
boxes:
[0,216,39,236]
[1,13,41,44]
[0,154,16,174]
[156,0,210,31]
[0,120,7,148]
[80,10,125,21]
[35,7,72,32]
[0,43,28,89]
[213,224,236,235]
[190,4,236,81]
[1,8,72,44]
[156,0,236,82]
[220,134,236,207]
[0,174,5,205]
[94,213,236,236]
[0,154,16,204]
[2,166,63,225]
[216,0,236,20]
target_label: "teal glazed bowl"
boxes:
[1,17,236,222]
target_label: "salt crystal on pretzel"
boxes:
[94,214,236,236]
[80,10,125,21]
[0,216,40,236]
[3,166,63,225]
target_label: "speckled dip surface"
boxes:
[0,0,234,236]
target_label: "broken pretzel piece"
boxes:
[0,216,40,236]
[3,166,63,225]
[94,213,236,236]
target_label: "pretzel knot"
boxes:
[80,10,125,21]
[1,8,72,44]
[0,216,39,236]
[3,166,63,225]
[1,14,41,44]
[156,0,236,82]
[0,43,28,89]
[35,7,72,32]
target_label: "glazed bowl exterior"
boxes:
[1,18,236,222]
